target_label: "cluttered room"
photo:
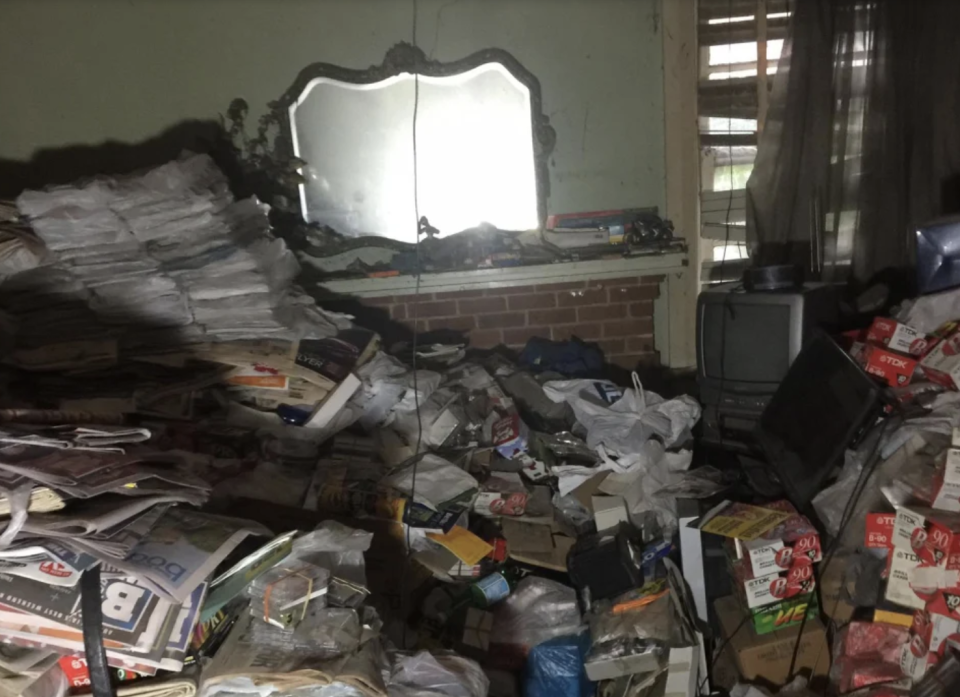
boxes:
[2,0,960,696]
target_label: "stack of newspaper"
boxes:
[4,154,343,348]
[0,425,271,689]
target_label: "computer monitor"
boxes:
[755,333,883,510]
[696,283,840,445]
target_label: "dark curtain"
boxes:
[746,0,960,284]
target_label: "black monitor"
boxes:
[754,333,884,510]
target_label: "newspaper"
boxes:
[0,485,64,516]
[160,583,206,672]
[75,503,170,559]
[200,614,387,697]
[0,425,151,452]
[19,493,205,538]
[0,540,99,586]
[0,572,172,652]
[0,445,210,499]
[100,508,271,602]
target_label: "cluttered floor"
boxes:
[0,154,957,697]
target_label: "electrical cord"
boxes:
[400,0,424,648]
[784,413,898,679]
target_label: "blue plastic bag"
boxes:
[524,632,594,697]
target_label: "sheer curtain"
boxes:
[746,0,960,285]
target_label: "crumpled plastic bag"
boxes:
[524,633,592,697]
[553,442,723,535]
[388,651,488,697]
[383,453,478,510]
[489,577,584,670]
[897,285,960,333]
[353,352,442,431]
[542,374,700,455]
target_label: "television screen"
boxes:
[701,303,792,383]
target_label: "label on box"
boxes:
[473,492,527,516]
[866,513,896,549]
[928,590,960,620]
[886,548,926,610]
[745,534,821,575]
[748,592,819,635]
[894,507,960,567]
[866,318,928,356]
[900,642,931,682]
[492,414,529,459]
[859,344,919,387]
[743,564,816,609]
[516,453,549,482]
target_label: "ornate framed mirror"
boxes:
[273,43,555,243]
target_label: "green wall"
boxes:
[0,0,665,214]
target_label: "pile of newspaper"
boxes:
[0,424,275,695]
[2,154,343,349]
[0,155,386,425]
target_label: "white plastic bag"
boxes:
[383,454,478,510]
[543,374,699,455]
[389,651,489,697]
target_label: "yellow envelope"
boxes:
[427,526,493,566]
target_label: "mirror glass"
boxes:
[288,63,540,243]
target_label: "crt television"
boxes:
[696,283,840,442]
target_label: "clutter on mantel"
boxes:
[4,152,960,697]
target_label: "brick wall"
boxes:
[325,275,664,370]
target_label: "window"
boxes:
[698,0,792,281]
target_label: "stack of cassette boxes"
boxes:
[724,500,822,635]
[848,317,927,389]
[881,435,960,679]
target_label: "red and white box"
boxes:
[735,509,822,576]
[866,512,897,550]
[866,318,930,356]
[892,506,960,572]
[834,621,911,693]
[730,557,817,609]
[885,548,927,610]
[900,606,960,680]
[920,324,960,390]
[866,512,896,573]
[856,343,919,387]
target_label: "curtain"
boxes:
[746,0,960,285]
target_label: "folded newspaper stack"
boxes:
[0,425,272,691]
[1,154,346,353]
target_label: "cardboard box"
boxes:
[856,343,919,387]
[715,595,829,687]
[866,317,930,356]
[920,324,960,389]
